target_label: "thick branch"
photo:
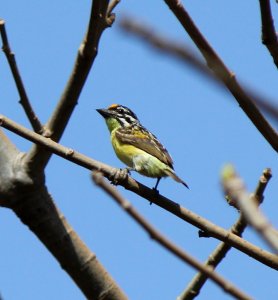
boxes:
[0,129,21,202]
[178,168,272,300]
[258,0,278,68]
[1,115,278,270]
[93,172,252,300]
[26,0,115,172]
[11,185,128,300]
[163,0,278,152]
[0,133,127,300]
[0,20,42,133]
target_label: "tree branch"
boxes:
[107,0,121,17]
[222,165,278,253]
[45,0,112,141]
[162,0,278,152]
[120,18,278,122]
[0,134,127,300]
[178,168,272,300]
[258,0,278,68]
[92,172,252,300]
[26,0,115,172]
[1,114,277,270]
[0,129,21,202]
[0,19,42,133]
[12,185,128,300]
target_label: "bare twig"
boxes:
[258,0,278,67]
[92,171,252,300]
[107,0,121,17]
[26,0,116,172]
[0,19,42,133]
[162,0,278,152]
[222,165,278,253]
[120,18,278,122]
[120,19,218,84]
[178,168,272,300]
[1,114,278,270]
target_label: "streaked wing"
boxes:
[116,126,174,168]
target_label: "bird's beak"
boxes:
[96,108,112,119]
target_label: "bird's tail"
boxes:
[165,169,189,189]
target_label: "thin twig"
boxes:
[120,18,278,122]
[26,0,116,172]
[178,168,272,300]
[92,171,252,300]
[0,19,42,133]
[0,114,277,270]
[107,0,121,17]
[258,0,278,68]
[162,0,278,152]
[222,165,278,253]
[120,19,218,83]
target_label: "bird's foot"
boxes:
[152,187,160,195]
[110,167,131,185]
[149,183,160,205]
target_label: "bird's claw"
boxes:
[149,186,160,205]
[110,168,130,185]
[152,187,160,194]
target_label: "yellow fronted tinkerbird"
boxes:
[97,104,189,190]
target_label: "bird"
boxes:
[96,104,189,191]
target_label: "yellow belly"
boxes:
[110,131,170,178]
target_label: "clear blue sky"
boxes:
[1,1,277,299]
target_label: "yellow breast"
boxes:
[110,130,144,167]
[110,129,171,178]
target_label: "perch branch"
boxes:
[1,114,278,270]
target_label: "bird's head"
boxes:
[97,104,139,132]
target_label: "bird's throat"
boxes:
[105,117,121,133]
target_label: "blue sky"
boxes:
[1,1,278,299]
